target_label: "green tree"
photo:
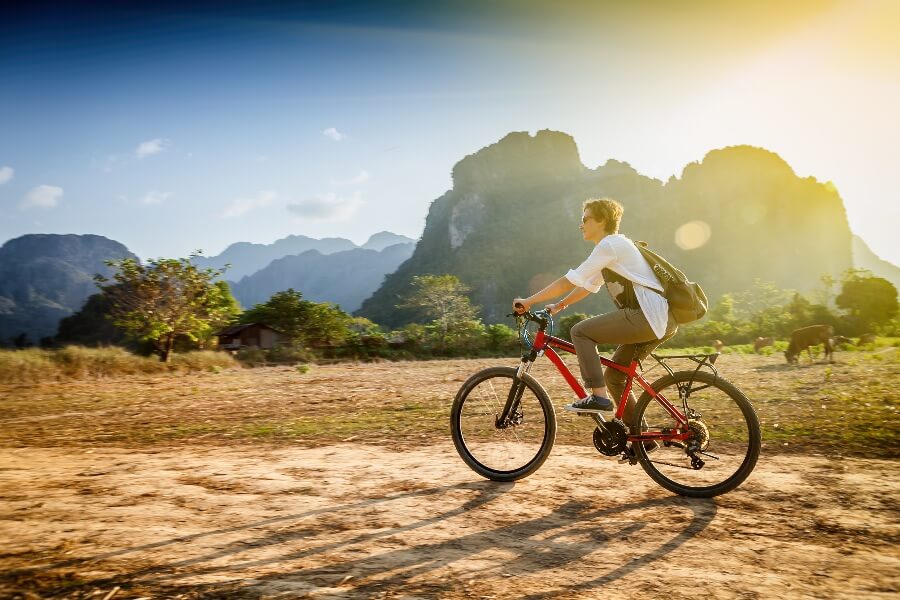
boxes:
[485,323,518,353]
[398,275,479,350]
[240,288,352,347]
[96,255,240,362]
[836,270,898,333]
[558,312,589,342]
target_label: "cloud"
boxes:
[330,170,370,186]
[220,190,276,219]
[135,138,170,158]
[141,191,171,205]
[0,166,13,184]
[21,185,63,210]
[287,191,362,222]
[322,127,345,141]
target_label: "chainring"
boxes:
[592,419,629,456]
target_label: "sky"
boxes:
[1,0,898,264]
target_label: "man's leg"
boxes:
[605,310,678,428]
[571,309,658,399]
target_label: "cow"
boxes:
[753,336,775,353]
[785,325,834,364]
[857,333,877,346]
[832,335,853,349]
[712,339,724,353]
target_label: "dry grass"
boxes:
[0,350,896,457]
[0,347,239,383]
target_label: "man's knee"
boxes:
[571,320,590,341]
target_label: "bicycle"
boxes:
[450,308,761,498]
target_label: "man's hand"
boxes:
[512,297,531,314]
[547,301,567,315]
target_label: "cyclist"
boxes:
[512,198,677,442]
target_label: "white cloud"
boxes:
[135,138,170,158]
[21,185,63,210]
[322,127,345,141]
[0,166,13,184]
[330,170,370,186]
[141,191,171,205]
[287,191,362,222]
[220,190,276,219]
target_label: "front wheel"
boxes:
[633,370,761,498]
[450,366,556,482]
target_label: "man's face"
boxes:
[580,210,606,242]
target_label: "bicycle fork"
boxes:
[496,359,532,428]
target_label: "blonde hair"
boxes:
[583,198,624,234]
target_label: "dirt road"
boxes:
[2,443,898,599]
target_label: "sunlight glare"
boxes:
[675,221,711,250]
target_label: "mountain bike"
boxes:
[450,308,761,498]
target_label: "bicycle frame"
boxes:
[522,329,692,444]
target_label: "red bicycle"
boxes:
[450,309,761,498]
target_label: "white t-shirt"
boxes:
[565,234,670,339]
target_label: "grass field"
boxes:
[2,349,896,457]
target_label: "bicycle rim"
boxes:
[451,367,556,481]
[634,371,760,498]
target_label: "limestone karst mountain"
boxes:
[0,234,139,343]
[356,130,856,327]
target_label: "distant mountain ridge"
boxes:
[192,231,414,281]
[357,130,862,327]
[852,235,900,290]
[0,231,415,344]
[0,234,138,343]
[230,243,415,312]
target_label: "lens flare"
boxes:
[675,221,711,250]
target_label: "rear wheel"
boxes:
[633,370,760,498]
[450,366,556,482]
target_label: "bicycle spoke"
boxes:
[635,370,760,497]
[452,368,555,478]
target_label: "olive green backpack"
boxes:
[635,241,708,324]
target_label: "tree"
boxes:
[240,288,352,347]
[56,292,129,347]
[398,275,479,350]
[836,270,898,334]
[95,255,240,362]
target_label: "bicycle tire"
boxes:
[633,370,761,498]
[450,366,556,482]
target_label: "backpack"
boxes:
[635,241,708,324]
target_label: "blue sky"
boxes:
[1,1,898,264]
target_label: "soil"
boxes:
[1,355,898,599]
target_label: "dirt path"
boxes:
[2,443,898,599]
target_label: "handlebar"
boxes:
[510,304,554,347]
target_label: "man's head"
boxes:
[582,198,624,236]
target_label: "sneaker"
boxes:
[564,394,614,413]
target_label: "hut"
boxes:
[216,323,285,350]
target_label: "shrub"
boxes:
[0,348,59,383]
[236,346,267,366]
[169,351,240,372]
[0,346,240,383]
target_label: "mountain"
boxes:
[230,243,415,312]
[356,130,856,327]
[193,235,357,280]
[0,234,138,344]
[362,231,416,251]
[852,235,900,290]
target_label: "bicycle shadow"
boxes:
[23,483,717,597]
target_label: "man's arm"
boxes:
[513,276,575,312]
[548,286,591,314]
